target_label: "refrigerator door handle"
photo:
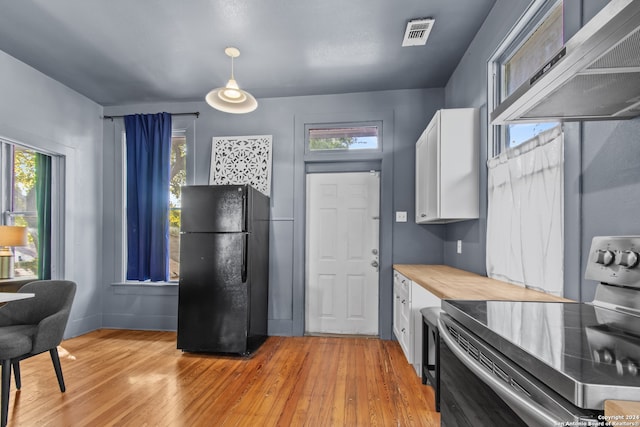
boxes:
[242,190,248,232]
[241,233,248,282]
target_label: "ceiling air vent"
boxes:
[402,18,434,47]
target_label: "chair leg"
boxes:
[1,359,11,427]
[49,348,66,392]
[11,361,20,390]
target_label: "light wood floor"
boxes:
[8,330,440,426]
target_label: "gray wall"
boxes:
[443,0,532,276]
[0,50,104,337]
[580,118,640,301]
[102,88,444,338]
[441,0,633,302]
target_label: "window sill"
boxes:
[111,281,178,287]
[110,281,178,296]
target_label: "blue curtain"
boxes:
[124,112,172,281]
[35,153,52,280]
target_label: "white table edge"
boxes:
[0,292,35,303]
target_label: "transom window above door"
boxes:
[307,124,380,152]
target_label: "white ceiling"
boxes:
[0,0,497,106]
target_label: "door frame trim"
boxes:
[293,110,394,339]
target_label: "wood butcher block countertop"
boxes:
[393,264,571,302]
[605,400,640,421]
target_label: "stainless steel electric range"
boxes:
[438,236,640,427]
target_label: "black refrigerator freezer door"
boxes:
[177,232,248,353]
[181,185,246,233]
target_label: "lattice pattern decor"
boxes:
[209,135,273,196]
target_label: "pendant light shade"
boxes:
[206,47,258,114]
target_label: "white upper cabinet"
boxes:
[415,108,479,224]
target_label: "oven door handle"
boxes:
[438,318,565,427]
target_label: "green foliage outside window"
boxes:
[169,136,186,280]
[14,149,37,203]
[308,126,379,151]
[169,137,186,228]
[309,136,366,151]
[12,147,39,277]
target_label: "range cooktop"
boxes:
[443,237,640,410]
[444,299,640,409]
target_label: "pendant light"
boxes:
[205,47,258,114]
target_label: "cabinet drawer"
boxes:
[398,325,411,360]
[401,297,410,325]
[394,271,411,297]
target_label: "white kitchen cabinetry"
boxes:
[415,108,479,224]
[393,271,412,361]
[393,269,442,376]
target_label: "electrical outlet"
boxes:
[457,240,462,254]
[395,211,407,222]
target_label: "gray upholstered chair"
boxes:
[0,280,76,427]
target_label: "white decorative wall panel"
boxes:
[209,135,272,196]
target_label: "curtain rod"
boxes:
[102,112,200,121]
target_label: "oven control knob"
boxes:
[615,250,639,268]
[616,359,627,376]
[594,250,615,266]
[593,348,614,364]
[616,359,639,376]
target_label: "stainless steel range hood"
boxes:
[491,0,640,124]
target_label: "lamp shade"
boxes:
[205,86,258,114]
[0,226,28,246]
[205,47,258,114]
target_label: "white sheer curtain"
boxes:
[486,126,564,296]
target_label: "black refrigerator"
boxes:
[177,184,270,355]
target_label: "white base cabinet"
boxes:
[393,271,412,362]
[415,108,479,224]
[393,270,441,377]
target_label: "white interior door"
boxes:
[305,172,380,335]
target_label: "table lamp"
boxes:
[0,225,28,279]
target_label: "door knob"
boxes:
[371,260,379,268]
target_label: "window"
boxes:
[1,142,54,279]
[502,4,563,98]
[505,122,559,148]
[169,134,186,281]
[491,0,562,152]
[123,131,186,282]
[307,124,380,152]
[486,0,565,296]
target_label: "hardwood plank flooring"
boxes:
[8,330,440,426]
